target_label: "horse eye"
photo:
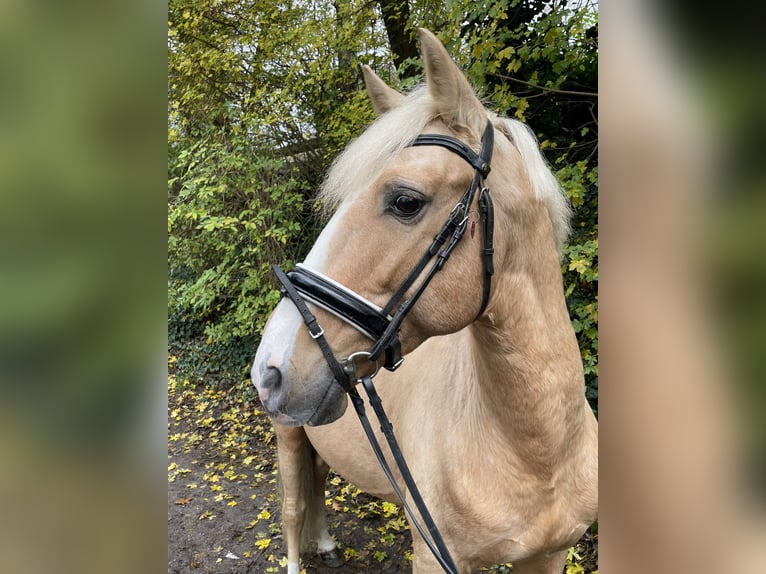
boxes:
[393,195,423,216]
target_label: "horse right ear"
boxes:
[418,28,486,142]
[363,65,405,116]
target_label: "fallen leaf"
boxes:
[174,497,193,505]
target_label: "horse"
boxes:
[251,28,598,574]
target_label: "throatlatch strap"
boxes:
[477,186,495,318]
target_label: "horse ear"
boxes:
[418,28,486,139]
[363,65,405,116]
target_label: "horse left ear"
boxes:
[363,65,405,116]
[418,28,486,140]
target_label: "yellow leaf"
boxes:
[257,509,271,520]
[255,538,271,550]
[381,501,399,517]
[568,259,588,273]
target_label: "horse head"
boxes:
[252,29,569,427]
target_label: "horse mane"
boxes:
[318,87,572,253]
[491,116,572,251]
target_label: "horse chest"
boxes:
[304,406,402,502]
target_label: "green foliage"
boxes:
[168,131,304,338]
[168,0,389,385]
[559,161,598,413]
[168,0,598,411]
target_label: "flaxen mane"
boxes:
[318,86,571,252]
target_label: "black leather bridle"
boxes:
[272,119,495,573]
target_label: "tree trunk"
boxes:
[377,0,419,80]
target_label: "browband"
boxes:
[411,120,494,177]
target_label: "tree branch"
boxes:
[491,73,598,98]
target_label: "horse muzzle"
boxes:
[251,352,349,427]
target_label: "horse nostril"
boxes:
[255,365,288,414]
[260,366,282,391]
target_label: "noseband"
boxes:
[272,119,495,573]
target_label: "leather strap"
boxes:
[272,265,351,392]
[411,121,493,178]
[286,265,391,341]
[350,377,459,573]
[272,267,459,572]
[278,120,496,371]
[477,186,495,318]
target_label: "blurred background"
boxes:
[0,0,763,572]
[600,0,766,572]
[0,1,167,573]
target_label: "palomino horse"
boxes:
[252,29,598,574]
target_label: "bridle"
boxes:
[272,119,495,573]
[277,119,495,371]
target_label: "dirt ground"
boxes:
[167,358,597,574]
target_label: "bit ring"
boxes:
[343,351,381,382]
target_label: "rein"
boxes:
[273,119,495,574]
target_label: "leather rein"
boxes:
[272,119,495,573]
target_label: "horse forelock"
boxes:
[317,87,435,213]
[318,88,572,254]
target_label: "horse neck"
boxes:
[465,225,589,473]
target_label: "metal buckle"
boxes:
[388,356,405,371]
[449,202,465,219]
[309,325,325,339]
